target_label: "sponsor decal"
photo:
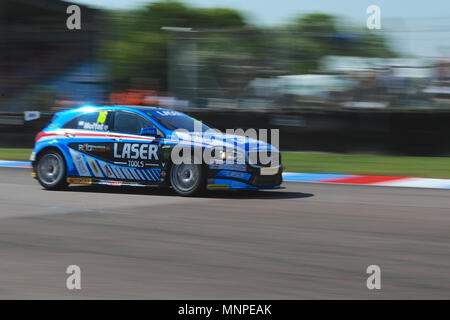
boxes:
[67,177,92,184]
[69,149,91,177]
[154,110,181,116]
[97,111,108,124]
[78,144,110,153]
[206,184,229,190]
[216,170,251,181]
[210,163,247,172]
[107,181,122,186]
[86,158,104,178]
[78,121,109,131]
[127,160,145,168]
[113,143,159,161]
[69,143,161,169]
[76,111,110,131]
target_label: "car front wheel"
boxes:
[170,163,205,196]
[36,149,68,190]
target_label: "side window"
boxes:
[113,111,151,135]
[63,111,112,131]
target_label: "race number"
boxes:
[97,111,108,124]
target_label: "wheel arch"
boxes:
[34,145,68,163]
[33,145,70,172]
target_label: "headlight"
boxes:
[213,149,245,164]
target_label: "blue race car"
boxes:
[31,106,282,196]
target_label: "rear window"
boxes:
[63,111,112,131]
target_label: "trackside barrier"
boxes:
[1,108,450,156]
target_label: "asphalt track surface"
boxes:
[0,167,449,299]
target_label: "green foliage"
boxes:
[101,1,246,90]
[100,2,396,91]
[279,13,396,74]
[189,8,246,29]
[294,13,338,35]
[352,32,397,58]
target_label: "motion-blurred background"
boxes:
[1,0,450,156]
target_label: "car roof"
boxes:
[72,105,174,113]
[52,105,179,128]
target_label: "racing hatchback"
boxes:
[31,106,282,196]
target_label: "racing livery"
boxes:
[31,106,282,196]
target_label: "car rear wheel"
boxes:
[170,163,205,196]
[36,149,68,190]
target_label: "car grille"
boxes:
[250,173,282,187]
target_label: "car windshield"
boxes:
[149,110,211,132]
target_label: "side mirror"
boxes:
[140,126,158,136]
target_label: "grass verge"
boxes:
[0,148,33,161]
[282,152,450,178]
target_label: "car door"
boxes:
[62,110,117,179]
[108,110,163,183]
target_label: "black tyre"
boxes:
[36,149,68,190]
[170,163,205,196]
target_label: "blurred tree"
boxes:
[100,4,396,94]
[101,0,246,91]
[353,32,397,58]
[275,13,396,74]
[295,13,338,36]
[189,8,246,29]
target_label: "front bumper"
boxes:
[206,163,283,190]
